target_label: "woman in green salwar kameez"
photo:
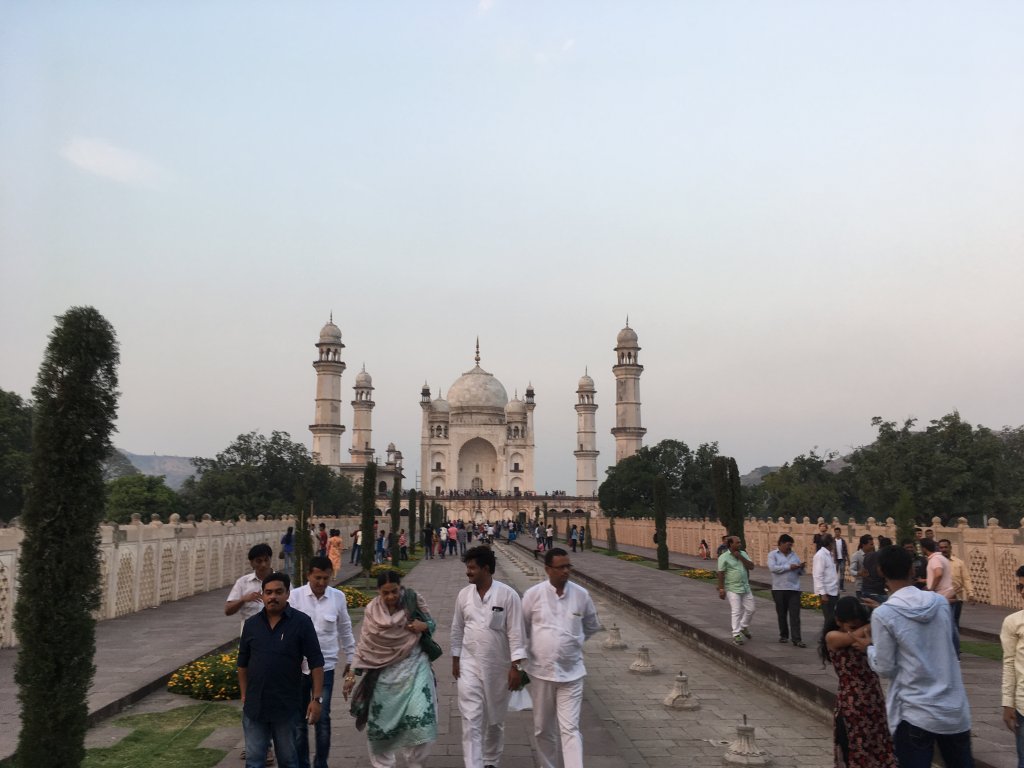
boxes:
[344,572,438,768]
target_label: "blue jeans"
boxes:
[349,544,360,564]
[893,720,973,768]
[295,669,334,768]
[1017,711,1024,768]
[243,711,300,768]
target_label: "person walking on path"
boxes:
[940,538,974,635]
[849,534,874,599]
[1000,564,1024,768]
[238,572,325,768]
[451,546,527,768]
[833,527,848,592]
[522,547,600,768]
[819,597,897,768]
[813,533,841,628]
[866,545,974,767]
[717,535,755,645]
[768,534,805,648]
[326,529,343,576]
[350,529,363,565]
[291,557,356,768]
[342,571,438,768]
[281,528,296,577]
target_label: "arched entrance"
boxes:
[457,438,498,492]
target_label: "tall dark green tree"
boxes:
[389,477,402,564]
[607,516,618,554]
[653,475,669,569]
[14,307,119,767]
[712,456,744,542]
[583,512,593,550]
[0,389,33,522]
[407,489,417,555]
[419,493,427,547]
[893,489,917,543]
[759,451,842,520]
[294,502,314,586]
[359,462,377,573]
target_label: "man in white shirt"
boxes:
[451,546,527,768]
[225,543,274,630]
[290,556,356,768]
[812,533,840,627]
[522,548,600,768]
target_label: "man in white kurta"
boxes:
[522,547,600,768]
[451,546,527,768]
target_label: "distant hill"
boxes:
[118,449,199,490]
[740,466,781,486]
[742,455,851,486]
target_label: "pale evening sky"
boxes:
[1,1,1022,492]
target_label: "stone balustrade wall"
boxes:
[0,514,365,649]
[2,512,1020,648]
[590,515,1024,609]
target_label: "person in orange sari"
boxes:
[327,528,344,575]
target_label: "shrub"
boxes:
[616,553,645,562]
[168,647,240,701]
[369,564,405,579]
[800,593,824,610]
[339,586,372,608]
[681,568,717,580]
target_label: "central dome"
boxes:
[447,364,508,411]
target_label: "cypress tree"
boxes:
[359,462,377,573]
[893,488,916,544]
[607,515,618,554]
[389,476,402,564]
[407,489,417,555]
[584,512,593,550]
[294,502,314,586]
[712,456,745,543]
[419,493,427,546]
[14,307,119,767]
[654,475,669,570]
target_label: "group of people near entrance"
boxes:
[716,524,1024,768]
[225,541,598,768]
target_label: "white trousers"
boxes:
[531,677,584,768]
[727,590,755,635]
[367,741,432,768]
[457,663,508,767]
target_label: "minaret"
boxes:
[574,369,599,495]
[310,316,346,468]
[611,319,646,462]
[349,365,375,464]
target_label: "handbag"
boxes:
[403,588,443,663]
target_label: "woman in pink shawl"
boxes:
[343,571,438,768]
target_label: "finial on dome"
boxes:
[475,337,480,365]
[625,314,630,328]
[330,311,333,323]
[585,366,588,375]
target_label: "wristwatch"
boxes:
[513,662,525,672]
[313,696,323,704]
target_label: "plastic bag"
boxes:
[508,687,533,711]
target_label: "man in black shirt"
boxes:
[238,572,325,768]
[861,536,891,604]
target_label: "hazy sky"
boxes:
[2,1,1022,492]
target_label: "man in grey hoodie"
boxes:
[866,545,973,767]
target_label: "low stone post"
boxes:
[602,623,627,650]
[663,671,699,710]
[628,644,657,674]
[724,715,770,765]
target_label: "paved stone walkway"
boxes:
[2,542,1015,767]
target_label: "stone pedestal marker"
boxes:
[628,644,658,674]
[724,716,770,765]
[663,671,699,710]
[602,623,628,650]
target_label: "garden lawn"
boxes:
[83,702,239,768]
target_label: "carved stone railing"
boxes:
[590,514,1024,609]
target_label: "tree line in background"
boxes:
[598,411,1024,529]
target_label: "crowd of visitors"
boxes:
[228,521,599,768]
